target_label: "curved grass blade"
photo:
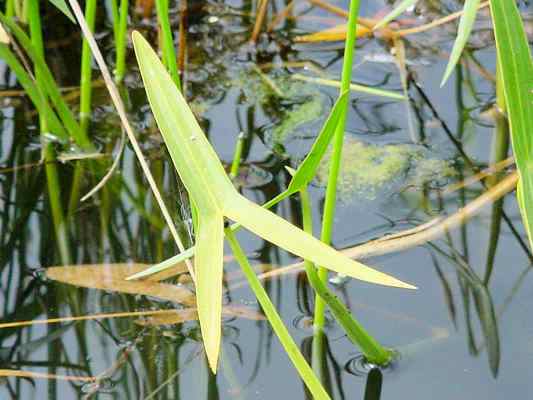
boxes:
[372,0,419,30]
[489,0,533,250]
[126,247,195,280]
[441,0,480,86]
[0,14,89,148]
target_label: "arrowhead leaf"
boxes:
[132,31,416,373]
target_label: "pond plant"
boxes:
[0,0,532,398]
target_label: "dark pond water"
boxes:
[1,0,533,398]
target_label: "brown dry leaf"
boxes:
[295,24,371,42]
[135,305,265,326]
[46,264,195,306]
[0,369,96,382]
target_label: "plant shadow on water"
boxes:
[1,0,533,399]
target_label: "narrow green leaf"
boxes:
[489,0,533,250]
[0,43,67,138]
[196,212,225,372]
[265,91,349,207]
[441,0,480,85]
[292,74,406,100]
[0,14,89,148]
[225,196,416,290]
[226,229,331,400]
[372,0,419,30]
[49,0,76,23]
[126,247,195,280]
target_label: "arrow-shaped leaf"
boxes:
[132,31,416,373]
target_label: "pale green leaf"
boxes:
[489,0,533,250]
[372,0,419,30]
[195,212,225,372]
[225,196,416,290]
[126,247,195,280]
[441,0,481,85]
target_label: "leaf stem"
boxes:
[225,228,331,400]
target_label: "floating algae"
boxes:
[271,95,323,143]
[232,67,325,144]
[316,136,455,202]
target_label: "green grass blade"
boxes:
[300,187,392,365]
[126,247,195,280]
[225,229,331,400]
[292,74,405,100]
[489,0,533,250]
[0,43,67,138]
[265,91,349,207]
[49,0,76,23]
[155,0,181,90]
[225,196,416,289]
[196,212,225,372]
[0,14,90,148]
[441,0,480,86]
[372,0,419,30]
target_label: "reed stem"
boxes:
[314,0,360,336]
[79,0,97,134]
[112,0,129,82]
[230,132,245,179]
[155,0,181,90]
[28,0,71,264]
[300,188,391,366]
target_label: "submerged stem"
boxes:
[300,188,391,366]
